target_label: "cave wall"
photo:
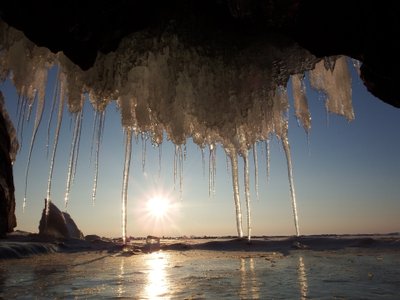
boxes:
[0,93,16,237]
[1,0,399,107]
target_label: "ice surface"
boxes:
[0,20,356,238]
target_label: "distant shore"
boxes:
[1,231,399,259]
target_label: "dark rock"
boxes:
[0,92,17,237]
[1,1,400,107]
[85,234,101,242]
[38,200,84,239]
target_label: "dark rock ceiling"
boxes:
[0,0,399,107]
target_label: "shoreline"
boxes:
[1,232,399,260]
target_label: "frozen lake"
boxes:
[1,237,400,299]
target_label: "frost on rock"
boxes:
[0,20,356,238]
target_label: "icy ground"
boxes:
[1,235,399,299]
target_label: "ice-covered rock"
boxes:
[38,200,84,239]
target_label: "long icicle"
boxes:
[46,69,60,157]
[46,84,65,211]
[178,145,184,199]
[158,143,162,178]
[201,147,205,178]
[71,109,83,185]
[173,145,178,190]
[265,139,270,184]
[230,151,243,238]
[208,145,216,198]
[281,135,300,236]
[64,111,82,209]
[16,96,27,151]
[253,143,259,201]
[121,129,133,245]
[16,94,24,137]
[92,110,105,205]
[89,109,99,166]
[141,133,147,172]
[243,151,252,242]
[23,91,45,211]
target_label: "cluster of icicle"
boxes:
[0,21,354,243]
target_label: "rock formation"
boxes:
[38,200,84,239]
[0,0,398,107]
[0,92,17,237]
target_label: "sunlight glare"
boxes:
[146,196,170,218]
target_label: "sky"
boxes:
[1,62,399,238]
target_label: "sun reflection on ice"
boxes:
[297,256,308,299]
[144,252,170,299]
[116,258,125,297]
[240,257,260,299]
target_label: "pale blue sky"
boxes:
[1,63,399,238]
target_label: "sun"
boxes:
[146,196,170,218]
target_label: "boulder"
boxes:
[38,200,84,239]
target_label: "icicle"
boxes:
[15,94,23,138]
[309,56,354,120]
[141,133,147,172]
[229,151,243,238]
[71,109,83,185]
[26,101,34,123]
[208,144,216,197]
[89,110,99,166]
[92,110,105,205]
[158,143,162,178]
[46,85,65,204]
[281,135,300,236]
[15,93,22,119]
[265,139,270,184]
[201,147,205,178]
[173,145,178,190]
[23,91,45,211]
[16,96,27,150]
[292,74,311,133]
[46,70,60,157]
[121,129,133,245]
[253,143,259,201]
[226,154,231,175]
[178,145,184,199]
[64,111,82,209]
[243,152,252,242]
